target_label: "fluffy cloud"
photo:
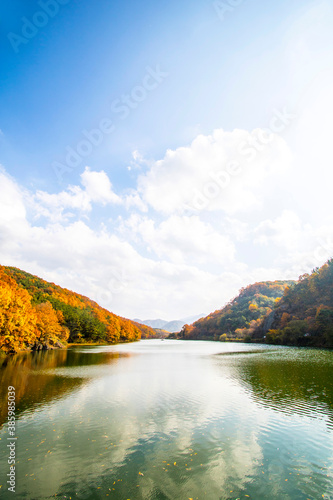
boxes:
[33,186,91,221]
[0,111,331,321]
[0,166,235,318]
[32,167,121,222]
[138,128,292,215]
[0,165,252,318]
[253,210,333,278]
[0,167,29,257]
[80,167,121,204]
[254,210,303,250]
[119,214,235,268]
[0,167,26,223]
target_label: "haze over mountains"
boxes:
[134,314,204,333]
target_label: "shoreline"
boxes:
[0,338,142,356]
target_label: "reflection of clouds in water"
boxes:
[44,349,268,495]
[13,344,263,495]
[207,432,263,494]
[3,342,333,499]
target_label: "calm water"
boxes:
[0,340,333,500]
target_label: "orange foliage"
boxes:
[280,312,290,328]
[0,267,37,352]
[1,265,155,353]
[35,302,70,346]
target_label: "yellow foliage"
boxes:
[0,267,37,352]
[35,302,69,345]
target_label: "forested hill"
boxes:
[0,265,155,354]
[177,280,294,341]
[252,259,333,347]
[177,259,333,348]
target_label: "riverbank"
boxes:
[0,338,142,356]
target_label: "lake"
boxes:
[0,340,333,499]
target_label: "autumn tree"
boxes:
[0,265,158,353]
[0,267,37,352]
[34,302,69,347]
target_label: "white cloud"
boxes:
[253,210,333,279]
[0,167,26,224]
[33,186,91,221]
[120,214,235,267]
[0,107,331,323]
[138,128,292,215]
[124,191,148,212]
[222,217,249,243]
[254,210,302,250]
[0,166,244,318]
[80,167,121,204]
[31,167,121,222]
[0,168,30,265]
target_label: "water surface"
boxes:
[0,340,333,499]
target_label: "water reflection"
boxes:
[226,348,333,426]
[0,347,126,426]
[0,342,333,500]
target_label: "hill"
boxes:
[178,280,294,341]
[151,328,170,338]
[0,265,155,354]
[252,259,333,347]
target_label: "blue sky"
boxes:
[1,0,333,319]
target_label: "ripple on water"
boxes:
[1,341,333,500]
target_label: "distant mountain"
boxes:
[133,318,167,329]
[134,314,204,333]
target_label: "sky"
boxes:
[1,0,333,320]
